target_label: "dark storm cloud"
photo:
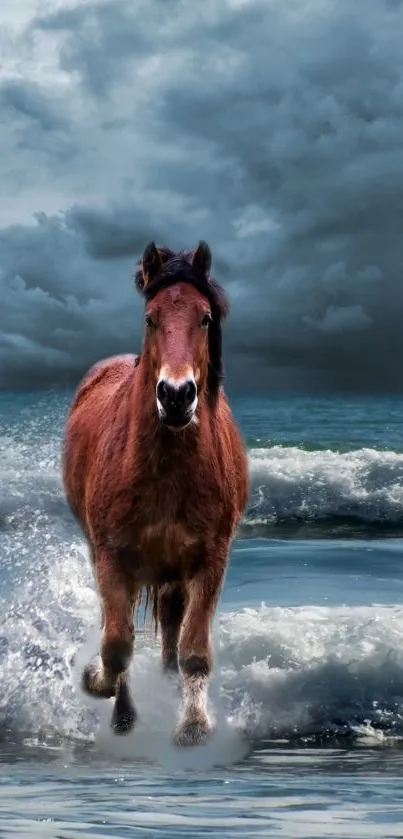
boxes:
[34,1,152,98]
[0,80,67,133]
[1,0,403,392]
[69,206,162,260]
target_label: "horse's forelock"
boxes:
[134,249,229,322]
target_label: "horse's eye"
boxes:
[201,313,212,329]
[144,313,155,329]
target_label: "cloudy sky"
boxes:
[1,0,403,393]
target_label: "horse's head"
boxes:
[134,241,229,430]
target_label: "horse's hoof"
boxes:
[111,708,136,735]
[162,656,179,675]
[174,719,212,748]
[111,680,137,735]
[81,662,115,699]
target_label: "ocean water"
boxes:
[1,390,403,838]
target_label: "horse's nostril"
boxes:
[157,377,197,417]
[157,380,169,406]
[184,380,197,406]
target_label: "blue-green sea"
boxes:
[1,391,403,838]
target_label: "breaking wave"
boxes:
[1,437,403,537]
[244,446,403,537]
[1,543,403,761]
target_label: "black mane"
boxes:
[134,248,229,397]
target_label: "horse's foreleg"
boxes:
[158,582,186,673]
[82,549,137,734]
[174,553,226,747]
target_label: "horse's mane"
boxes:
[133,248,229,397]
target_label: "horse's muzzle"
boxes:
[156,377,198,429]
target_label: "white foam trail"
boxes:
[68,603,249,769]
[2,541,403,762]
[92,651,250,771]
[74,600,403,764]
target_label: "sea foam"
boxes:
[1,543,403,766]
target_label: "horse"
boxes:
[62,240,249,747]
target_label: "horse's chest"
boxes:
[128,472,206,573]
[137,465,209,523]
[136,480,199,549]
[137,519,197,561]
[104,457,224,571]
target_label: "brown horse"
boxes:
[62,240,249,747]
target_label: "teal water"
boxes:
[1,391,403,838]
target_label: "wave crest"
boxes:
[245,446,403,535]
[2,442,403,538]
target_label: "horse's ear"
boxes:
[191,240,212,280]
[139,241,163,290]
